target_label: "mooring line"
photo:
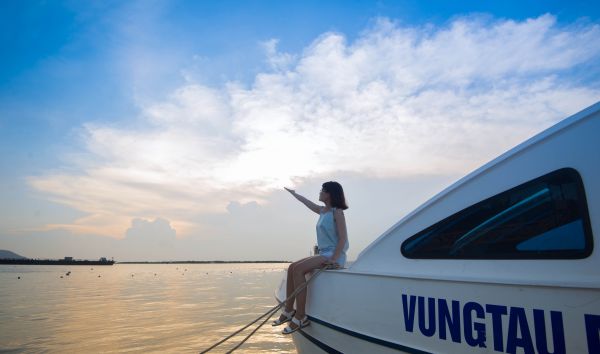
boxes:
[200,265,331,353]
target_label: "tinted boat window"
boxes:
[401,168,593,259]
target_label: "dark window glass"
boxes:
[401,168,593,259]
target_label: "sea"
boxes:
[0,263,296,353]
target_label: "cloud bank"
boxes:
[29,15,600,238]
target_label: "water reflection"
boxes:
[0,263,294,353]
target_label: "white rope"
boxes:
[200,265,330,353]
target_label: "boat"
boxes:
[275,101,600,353]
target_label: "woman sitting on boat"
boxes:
[273,181,349,334]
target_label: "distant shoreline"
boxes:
[116,260,290,264]
[0,260,291,265]
[0,259,114,266]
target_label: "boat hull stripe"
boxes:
[306,315,431,354]
[297,329,343,354]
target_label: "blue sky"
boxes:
[1,0,600,261]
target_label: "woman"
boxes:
[273,181,349,334]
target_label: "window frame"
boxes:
[400,168,594,260]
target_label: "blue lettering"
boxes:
[486,304,508,352]
[418,296,436,337]
[402,294,417,332]
[533,310,565,354]
[400,294,572,354]
[464,302,486,348]
[438,298,461,343]
[507,307,534,354]
[585,314,600,354]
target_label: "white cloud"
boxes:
[121,218,177,260]
[29,15,600,238]
[262,39,296,71]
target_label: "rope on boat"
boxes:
[199,265,331,353]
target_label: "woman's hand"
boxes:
[322,258,340,269]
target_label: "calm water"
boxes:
[0,263,296,353]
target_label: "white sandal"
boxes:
[272,309,295,326]
[282,316,310,334]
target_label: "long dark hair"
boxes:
[322,181,348,210]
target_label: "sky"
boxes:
[1,0,600,262]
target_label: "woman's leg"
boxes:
[291,256,326,319]
[284,260,299,312]
[275,260,302,324]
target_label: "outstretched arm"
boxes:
[284,187,321,214]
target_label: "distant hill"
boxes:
[0,250,27,259]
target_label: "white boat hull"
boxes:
[276,102,600,354]
[278,270,598,353]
